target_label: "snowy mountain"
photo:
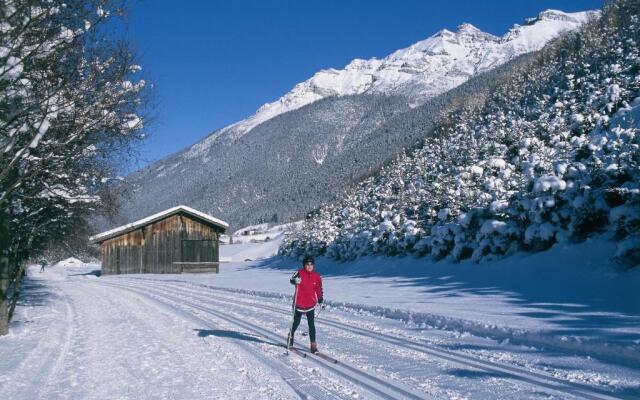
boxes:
[190,9,594,153]
[114,9,595,232]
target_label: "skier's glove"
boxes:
[294,277,302,285]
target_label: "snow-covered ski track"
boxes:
[106,276,634,400]
[100,279,430,399]
[0,288,75,400]
[96,282,339,400]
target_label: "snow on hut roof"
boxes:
[89,205,229,243]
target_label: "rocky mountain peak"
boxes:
[186,8,595,155]
[536,9,588,23]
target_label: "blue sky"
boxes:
[126,0,602,168]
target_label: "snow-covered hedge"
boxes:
[280,0,640,267]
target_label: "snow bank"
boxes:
[54,257,85,267]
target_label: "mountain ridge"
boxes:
[187,9,595,155]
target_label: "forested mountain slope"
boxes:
[281,0,640,267]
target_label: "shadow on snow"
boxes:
[194,329,281,348]
[237,243,640,367]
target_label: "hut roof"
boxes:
[89,205,229,244]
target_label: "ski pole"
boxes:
[286,282,299,351]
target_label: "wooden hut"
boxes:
[89,205,228,275]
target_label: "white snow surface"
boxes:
[1,236,639,399]
[54,257,89,268]
[188,9,595,155]
[221,222,303,256]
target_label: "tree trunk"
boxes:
[7,261,25,323]
[0,254,9,336]
[0,208,9,335]
[7,230,35,326]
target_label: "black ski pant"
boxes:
[291,309,316,342]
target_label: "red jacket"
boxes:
[290,268,323,310]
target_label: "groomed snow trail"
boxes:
[119,277,631,400]
[3,266,639,400]
[97,280,430,400]
[1,273,298,399]
[106,276,636,400]
[0,285,74,399]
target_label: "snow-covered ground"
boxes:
[219,237,640,361]
[1,239,639,399]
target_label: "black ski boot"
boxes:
[310,341,318,354]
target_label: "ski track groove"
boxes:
[81,282,195,393]
[37,287,75,400]
[95,281,360,400]
[122,276,631,400]
[0,287,74,400]
[102,279,432,400]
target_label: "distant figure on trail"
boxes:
[39,259,48,273]
[288,255,324,353]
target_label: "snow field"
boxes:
[1,268,297,400]
[2,247,639,400]
[0,284,74,399]
[108,275,638,399]
[223,239,640,363]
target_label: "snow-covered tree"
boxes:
[0,0,149,335]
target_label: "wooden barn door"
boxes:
[181,240,216,262]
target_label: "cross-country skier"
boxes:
[288,255,323,353]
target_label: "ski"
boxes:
[311,351,338,364]
[284,345,307,358]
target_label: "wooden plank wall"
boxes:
[100,212,222,275]
[142,215,181,274]
[180,215,220,272]
[101,230,144,275]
